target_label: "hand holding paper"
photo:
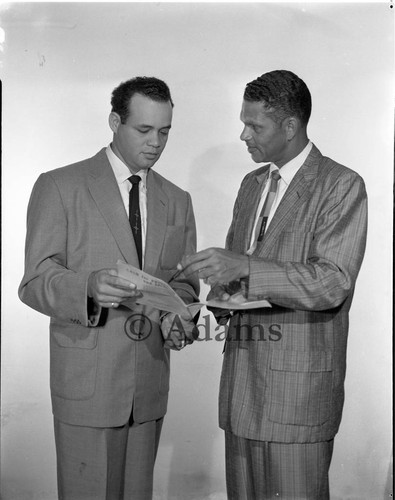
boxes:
[87,268,142,309]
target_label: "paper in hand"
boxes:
[116,260,202,317]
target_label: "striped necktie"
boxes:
[256,170,281,242]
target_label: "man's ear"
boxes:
[284,116,299,141]
[109,112,121,133]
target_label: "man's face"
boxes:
[110,93,173,173]
[240,99,289,167]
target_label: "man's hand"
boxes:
[87,269,142,308]
[206,284,232,325]
[161,313,199,351]
[179,248,249,285]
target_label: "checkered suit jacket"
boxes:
[219,144,367,443]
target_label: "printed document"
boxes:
[116,260,271,316]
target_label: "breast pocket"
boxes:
[160,225,185,270]
[267,350,333,426]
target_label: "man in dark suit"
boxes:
[180,70,367,499]
[19,77,199,499]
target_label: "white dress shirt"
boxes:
[106,145,148,266]
[247,141,312,253]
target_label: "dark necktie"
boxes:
[128,175,142,269]
[257,170,281,241]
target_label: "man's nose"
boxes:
[147,132,160,147]
[240,126,251,142]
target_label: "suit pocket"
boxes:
[50,323,98,400]
[51,321,99,349]
[160,225,185,270]
[267,350,333,426]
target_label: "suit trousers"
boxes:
[225,431,334,500]
[54,416,163,500]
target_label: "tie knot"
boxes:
[129,175,141,186]
[271,170,281,181]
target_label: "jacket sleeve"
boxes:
[18,173,99,326]
[247,172,368,310]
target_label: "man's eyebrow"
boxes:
[240,117,262,126]
[137,124,172,129]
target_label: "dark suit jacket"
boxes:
[19,148,199,427]
[219,144,367,443]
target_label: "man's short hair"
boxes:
[111,76,174,124]
[244,70,312,126]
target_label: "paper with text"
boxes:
[116,260,202,317]
[116,261,271,316]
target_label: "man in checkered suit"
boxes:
[181,70,367,499]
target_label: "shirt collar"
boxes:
[106,144,147,187]
[272,140,312,186]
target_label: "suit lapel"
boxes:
[253,145,321,257]
[144,170,168,274]
[235,165,270,254]
[87,149,140,265]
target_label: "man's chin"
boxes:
[138,159,158,171]
[249,151,264,163]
